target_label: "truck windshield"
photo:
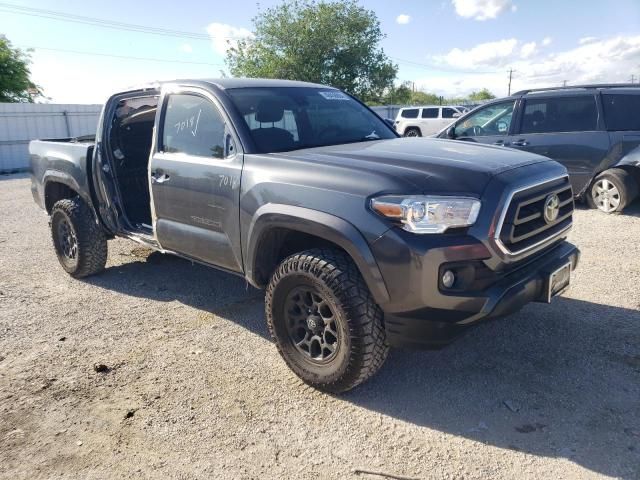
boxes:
[225,87,397,153]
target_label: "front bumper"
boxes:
[372,230,580,348]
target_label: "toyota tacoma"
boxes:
[30,78,580,392]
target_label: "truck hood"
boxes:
[277,137,552,195]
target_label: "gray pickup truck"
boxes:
[30,78,579,392]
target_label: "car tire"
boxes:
[587,168,639,213]
[265,248,389,393]
[403,127,421,137]
[50,197,108,278]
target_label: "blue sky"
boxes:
[1,0,639,103]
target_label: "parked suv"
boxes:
[395,105,467,137]
[437,84,640,213]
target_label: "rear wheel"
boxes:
[587,168,638,213]
[265,249,388,393]
[51,197,108,278]
[403,127,421,137]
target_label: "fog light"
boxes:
[442,270,455,288]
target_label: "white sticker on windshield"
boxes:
[318,91,350,101]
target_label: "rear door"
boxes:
[419,107,440,135]
[601,90,640,169]
[149,86,244,272]
[508,93,610,195]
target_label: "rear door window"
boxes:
[162,94,226,158]
[602,93,640,131]
[401,109,419,119]
[520,96,598,134]
[421,108,439,119]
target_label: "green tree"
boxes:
[381,81,412,105]
[468,88,495,101]
[0,36,42,103]
[226,0,397,103]
[410,91,440,105]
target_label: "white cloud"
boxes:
[396,14,411,24]
[436,38,518,69]
[520,41,537,58]
[452,0,515,20]
[579,36,599,45]
[180,43,193,53]
[542,37,552,46]
[206,23,254,56]
[419,35,640,97]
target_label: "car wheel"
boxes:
[587,168,639,213]
[403,127,421,137]
[51,197,108,278]
[265,248,389,393]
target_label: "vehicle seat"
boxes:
[523,110,545,132]
[251,98,295,152]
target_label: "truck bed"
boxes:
[29,137,96,211]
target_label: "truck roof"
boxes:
[128,78,333,94]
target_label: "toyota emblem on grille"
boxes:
[543,194,560,224]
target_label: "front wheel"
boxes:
[265,249,389,393]
[587,168,639,213]
[50,197,108,278]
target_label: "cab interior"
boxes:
[107,96,159,228]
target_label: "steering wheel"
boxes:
[318,126,343,141]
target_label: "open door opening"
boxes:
[107,95,159,229]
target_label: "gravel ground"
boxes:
[1,173,639,480]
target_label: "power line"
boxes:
[19,45,225,66]
[0,3,237,40]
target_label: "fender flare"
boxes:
[245,204,390,305]
[43,171,98,221]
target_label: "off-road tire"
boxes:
[50,197,108,278]
[403,127,421,137]
[587,168,639,213]
[265,248,389,393]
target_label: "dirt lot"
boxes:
[1,173,639,480]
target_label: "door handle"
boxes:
[493,140,509,146]
[511,139,529,147]
[151,172,170,184]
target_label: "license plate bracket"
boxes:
[545,262,571,303]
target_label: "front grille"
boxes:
[497,176,573,254]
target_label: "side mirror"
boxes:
[446,126,456,139]
[452,112,461,118]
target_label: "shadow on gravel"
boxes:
[83,251,269,338]
[346,297,640,479]
[84,251,639,478]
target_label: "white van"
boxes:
[394,106,467,137]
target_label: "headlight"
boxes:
[370,195,481,234]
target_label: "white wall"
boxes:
[0,103,102,172]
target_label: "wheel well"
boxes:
[405,126,421,134]
[616,165,640,188]
[45,182,78,213]
[252,228,350,286]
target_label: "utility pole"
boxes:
[562,80,567,87]
[631,74,636,84]
[508,69,514,95]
